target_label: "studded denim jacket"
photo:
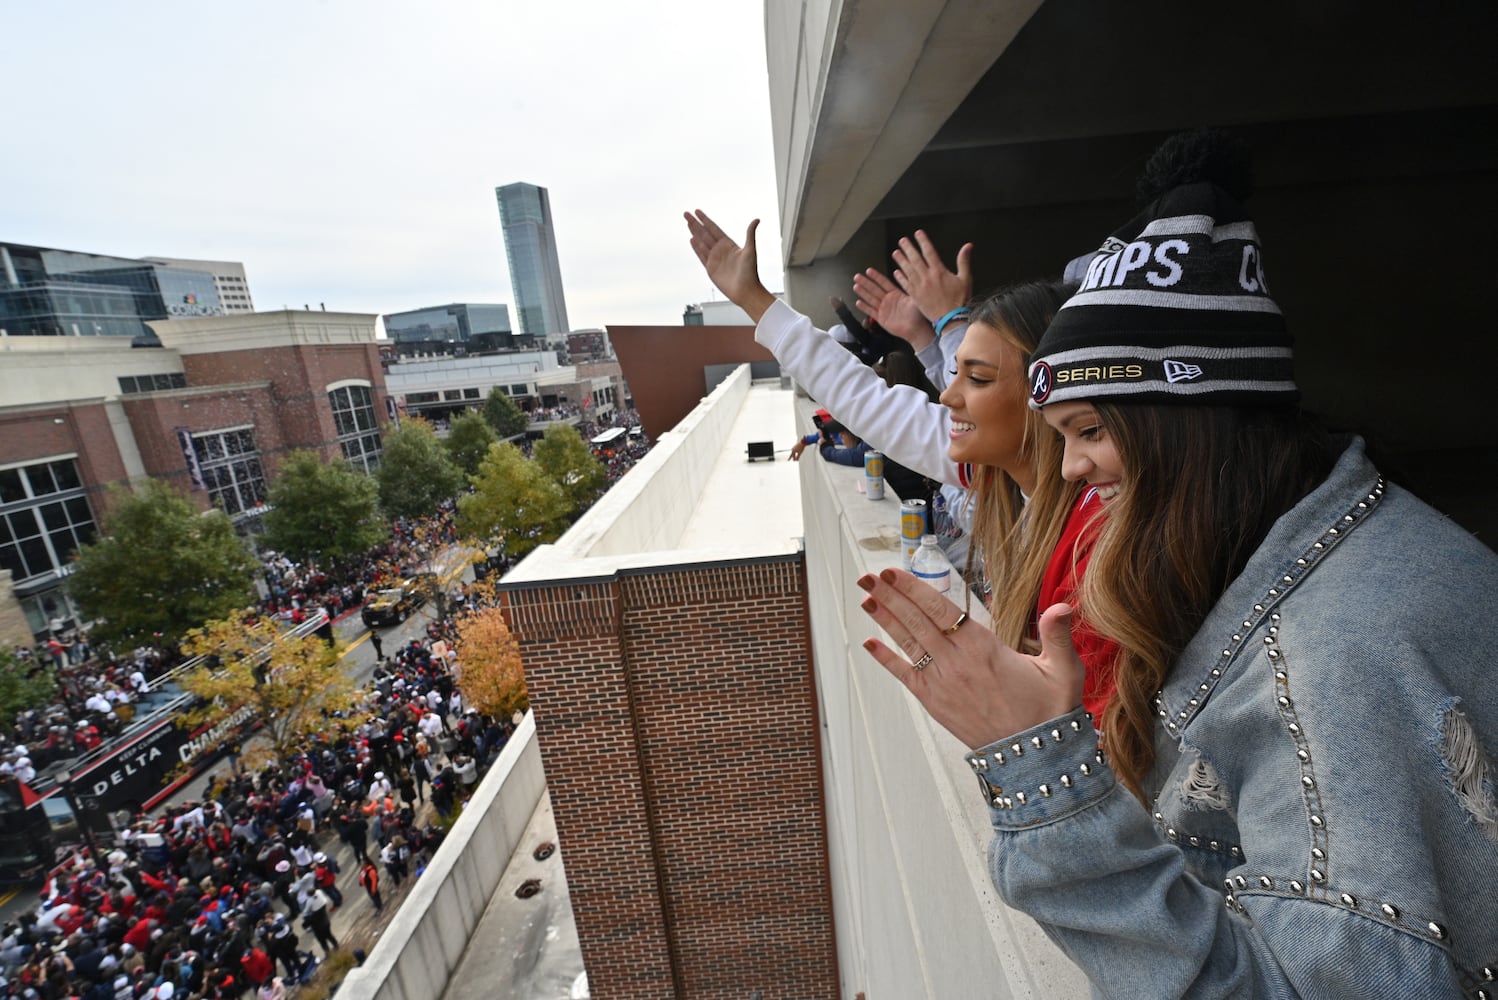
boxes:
[964,439,1498,998]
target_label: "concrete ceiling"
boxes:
[780,0,1498,264]
[773,0,1044,267]
[872,0,1498,219]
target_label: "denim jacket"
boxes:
[964,440,1498,998]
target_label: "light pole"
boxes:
[54,770,105,870]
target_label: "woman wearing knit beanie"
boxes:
[857,131,1498,996]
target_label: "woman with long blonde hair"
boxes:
[685,211,1119,712]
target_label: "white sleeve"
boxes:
[916,338,947,391]
[756,299,965,487]
[938,321,968,390]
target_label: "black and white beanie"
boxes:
[1029,179,1297,409]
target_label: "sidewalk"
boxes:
[439,791,584,1000]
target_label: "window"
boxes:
[118,373,187,394]
[406,391,439,405]
[463,387,480,399]
[328,384,382,472]
[0,458,96,585]
[191,428,267,517]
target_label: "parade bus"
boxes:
[0,612,329,884]
[589,426,627,458]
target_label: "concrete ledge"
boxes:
[795,394,1089,998]
[338,713,546,1000]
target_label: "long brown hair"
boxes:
[960,283,1082,653]
[1081,403,1333,800]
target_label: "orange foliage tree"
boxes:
[179,616,358,768]
[453,604,528,720]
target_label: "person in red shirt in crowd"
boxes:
[358,859,383,913]
[240,945,274,987]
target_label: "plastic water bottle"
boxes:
[910,534,950,594]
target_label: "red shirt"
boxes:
[241,947,273,985]
[1036,490,1120,719]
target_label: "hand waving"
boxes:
[891,231,973,323]
[684,210,778,323]
[852,268,935,350]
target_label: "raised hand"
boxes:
[852,268,934,350]
[858,568,1085,749]
[891,231,973,323]
[684,210,778,323]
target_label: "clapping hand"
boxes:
[858,568,1085,749]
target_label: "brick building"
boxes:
[0,310,387,642]
[500,367,840,998]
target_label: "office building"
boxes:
[0,243,225,339]
[495,182,570,337]
[382,302,514,355]
[142,256,256,313]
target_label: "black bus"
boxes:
[0,612,328,884]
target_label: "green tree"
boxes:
[443,410,498,476]
[482,387,529,439]
[68,480,259,652]
[0,649,58,723]
[376,418,464,520]
[261,450,388,565]
[532,424,608,515]
[456,443,569,559]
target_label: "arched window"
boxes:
[328,383,383,472]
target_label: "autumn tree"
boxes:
[456,443,568,559]
[453,604,528,720]
[376,418,464,520]
[532,424,607,515]
[178,616,358,767]
[261,450,388,565]
[481,387,529,439]
[443,410,497,476]
[68,481,258,651]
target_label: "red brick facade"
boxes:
[180,341,387,471]
[502,556,839,999]
[0,402,128,514]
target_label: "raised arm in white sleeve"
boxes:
[756,299,967,489]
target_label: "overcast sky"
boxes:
[5,0,783,329]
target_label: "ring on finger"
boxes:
[912,652,934,671]
[941,611,969,636]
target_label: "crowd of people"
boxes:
[513,406,651,484]
[4,505,467,776]
[1,582,517,1000]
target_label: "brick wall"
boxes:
[181,341,388,464]
[503,555,838,999]
[0,402,130,510]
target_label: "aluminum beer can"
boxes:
[900,498,928,568]
[864,450,885,500]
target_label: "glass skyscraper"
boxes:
[495,182,570,337]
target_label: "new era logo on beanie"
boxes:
[1030,132,1299,409]
[1163,360,1203,383]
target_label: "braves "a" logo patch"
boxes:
[1029,362,1053,403]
